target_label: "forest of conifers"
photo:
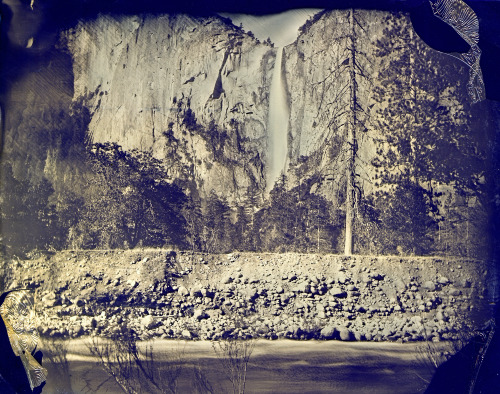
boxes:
[1,10,499,260]
[1,121,497,259]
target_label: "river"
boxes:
[41,339,440,393]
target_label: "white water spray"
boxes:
[221,9,320,192]
[267,47,289,191]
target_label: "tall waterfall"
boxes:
[267,47,289,191]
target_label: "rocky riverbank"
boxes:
[1,250,495,342]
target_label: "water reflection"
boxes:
[41,339,437,393]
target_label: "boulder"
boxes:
[330,286,347,298]
[382,326,395,338]
[455,278,471,288]
[292,326,303,339]
[127,280,138,288]
[422,281,436,291]
[353,330,363,341]
[141,315,157,330]
[448,287,462,296]
[73,297,85,307]
[42,293,59,308]
[436,311,448,322]
[190,287,202,297]
[177,286,189,296]
[338,327,353,341]
[294,282,310,293]
[337,272,348,284]
[194,309,209,321]
[371,273,385,281]
[73,324,84,337]
[320,325,337,339]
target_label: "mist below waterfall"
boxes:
[267,47,289,191]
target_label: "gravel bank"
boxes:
[1,250,494,341]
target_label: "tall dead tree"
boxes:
[344,9,357,255]
[302,9,371,255]
[344,9,371,255]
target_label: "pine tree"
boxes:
[234,204,249,251]
[341,9,373,255]
[183,195,204,252]
[371,11,488,256]
[204,190,233,253]
[243,184,261,251]
[260,174,295,252]
[74,143,188,249]
[0,163,56,253]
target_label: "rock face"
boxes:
[7,10,474,206]
[64,14,275,199]
[280,10,383,198]
[281,10,469,200]
[62,10,469,202]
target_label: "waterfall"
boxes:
[267,47,289,191]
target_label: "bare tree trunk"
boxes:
[466,196,470,258]
[344,9,357,256]
[344,172,354,255]
[317,207,320,253]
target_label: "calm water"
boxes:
[40,339,439,393]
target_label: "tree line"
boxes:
[0,142,338,254]
[0,132,493,259]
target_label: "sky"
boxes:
[0,1,498,100]
[220,9,322,47]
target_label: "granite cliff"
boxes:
[64,14,275,199]
[282,10,477,200]
[61,10,476,202]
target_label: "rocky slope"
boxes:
[1,250,494,342]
